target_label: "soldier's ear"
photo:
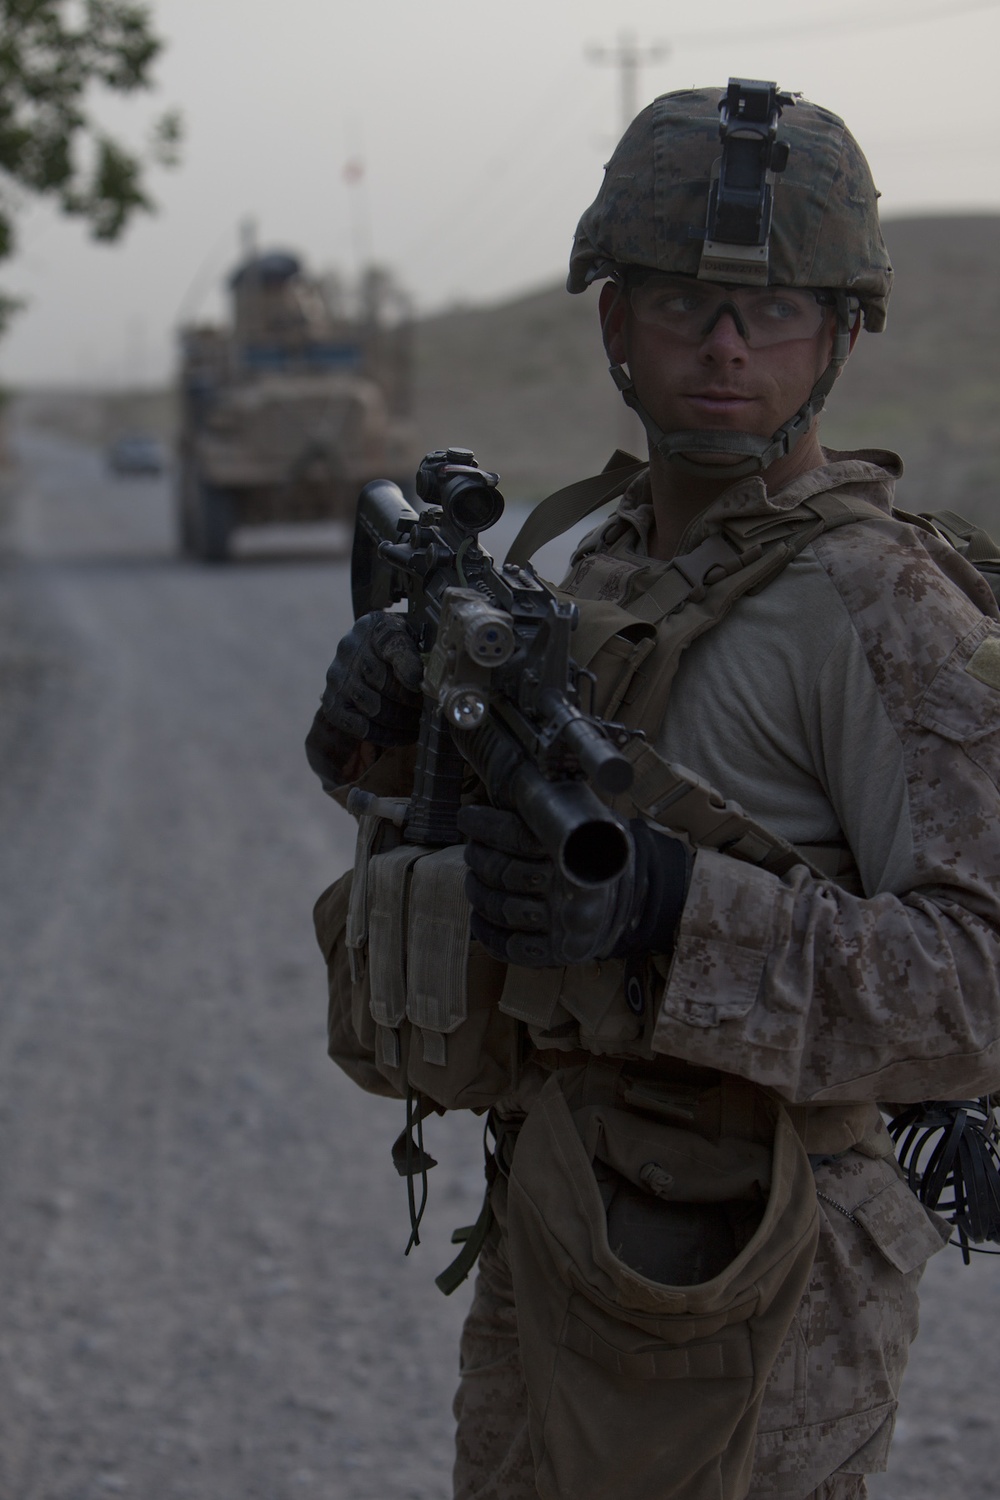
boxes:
[599,281,628,365]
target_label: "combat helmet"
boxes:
[568,80,893,477]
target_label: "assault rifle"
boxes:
[347,446,633,886]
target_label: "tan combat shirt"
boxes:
[590,448,1000,1106]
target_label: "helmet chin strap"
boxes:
[610,297,855,481]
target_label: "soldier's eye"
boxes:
[661,293,701,315]
[758,295,804,322]
[632,279,708,324]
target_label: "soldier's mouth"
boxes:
[685,391,754,413]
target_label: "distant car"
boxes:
[107,433,166,476]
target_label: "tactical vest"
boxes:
[330,459,1000,1157]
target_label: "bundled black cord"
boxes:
[391,1088,440,1255]
[888,1097,1000,1263]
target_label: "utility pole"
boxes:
[586,30,670,135]
[239,216,258,264]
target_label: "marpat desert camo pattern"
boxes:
[652,474,1000,1103]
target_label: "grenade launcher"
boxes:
[347,446,634,887]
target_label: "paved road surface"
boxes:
[0,418,996,1499]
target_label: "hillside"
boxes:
[413,214,1000,524]
[14,214,1000,528]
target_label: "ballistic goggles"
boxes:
[627,273,856,349]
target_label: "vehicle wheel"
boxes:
[177,463,200,557]
[197,483,235,563]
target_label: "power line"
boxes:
[394,60,590,276]
[671,0,1000,47]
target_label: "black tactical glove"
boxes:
[457,804,691,968]
[305,612,424,790]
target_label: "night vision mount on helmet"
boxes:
[698,78,797,288]
[568,79,893,478]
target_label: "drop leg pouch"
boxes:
[504,1070,820,1500]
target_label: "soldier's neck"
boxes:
[646,429,827,561]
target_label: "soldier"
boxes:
[307,84,1000,1500]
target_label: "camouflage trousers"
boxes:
[453,1152,929,1500]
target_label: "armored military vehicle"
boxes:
[176,252,414,561]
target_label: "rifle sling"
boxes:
[504,452,646,569]
[623,738,825,880]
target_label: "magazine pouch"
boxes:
[313,867,400,1099]
[337,813,518,1109]
[403,844,518,1109]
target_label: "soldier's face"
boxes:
[599,278,839,449]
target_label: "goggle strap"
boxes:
[609,360,633,395]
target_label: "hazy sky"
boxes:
[2,0,998,387]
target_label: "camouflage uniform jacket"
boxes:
[563,446,1000,1107]
[445,446,1000,1499]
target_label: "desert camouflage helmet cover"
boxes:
[568,87,892,331]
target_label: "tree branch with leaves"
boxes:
[0,0,181,330]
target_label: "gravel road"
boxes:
[0,417,997,1500]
